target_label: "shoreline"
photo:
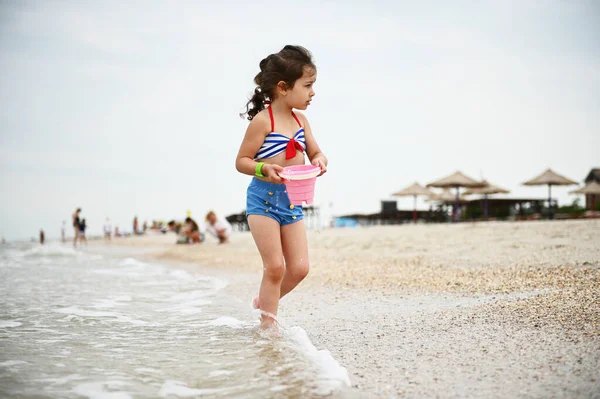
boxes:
[92,220,600,397]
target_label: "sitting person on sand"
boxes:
[205,211,232,244]
[183,217,203,244]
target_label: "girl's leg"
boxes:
[248,215,285,327]
[280,220,309,299]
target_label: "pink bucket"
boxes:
[279,165,320,206]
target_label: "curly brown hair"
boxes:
[241,45,316,121]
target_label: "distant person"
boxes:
[61,221,66,243]
[39,229,45,245]
[183,217,202,244]
[133,216,139,235]
[104,218,112,243]
[115,225,120,237]
[79,218,88,245]
[143,220,148,233]
[234,45,327,329]
[205,211,232,244]
[167,220,182,234]
[72,208,82,248]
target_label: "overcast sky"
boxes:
[1,0,598,240]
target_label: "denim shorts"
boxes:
[246,178,303,226]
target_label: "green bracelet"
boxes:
[255,162,266,178]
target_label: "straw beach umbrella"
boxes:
[463,180,510,219]
[392,182,432,223]
[427,171,484,222]
[427,188,468,203]
[569,181,600,211]
[523,168,577,219]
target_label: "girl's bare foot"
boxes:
[259,311,279,334]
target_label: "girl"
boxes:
[235,45,327,329]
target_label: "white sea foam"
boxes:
[111,295,132,302]
[212,278,229,291]
[36,373,84,386]
[0,360,28,367]
[24,245,78,257]
[91,299,119,309]
[72,381,132,399]
[286,326,351,394]
[208,316,244,328]
[269,385,290,392]
[135,367,162,374]
[166,290,212,303]
[119,258,148,267]
[54,307,148,325]
[208,370,235,377]
[93,268,145,277]
[0,321,22,328]
[158,380,229,397]
[168,269,194,279]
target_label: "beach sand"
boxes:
[102,220,600,398]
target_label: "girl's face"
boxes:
[281,67,316,110]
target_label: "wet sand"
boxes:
[102,220,600,398]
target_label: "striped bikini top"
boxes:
[254,106,306,160]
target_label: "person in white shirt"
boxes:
[61,221,66,243]
[205,211,232,244]
[104,218,112,242]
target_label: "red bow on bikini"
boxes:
[286,139,304,160]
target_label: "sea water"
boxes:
[0,242,350,398]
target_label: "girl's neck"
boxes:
[269,100,292,114]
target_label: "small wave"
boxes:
[91,299,118,309]
[0,360,28,368]
[54,306,148,325]
[158,380,230,398]
[36,374,84,386]
[168,269,194,280]
[24,245,78,258]
[270,385,290,392]
[156,298,211,315]
[208,316,244,328]
[0,321,22,328]
[166,290,212,303]
[135,368,162,375]
[72,381,132,399]
[212,277,229,291]
[111,295,132,302]
[90,295,133,309]
[208,370,235,377]
[119,258,148,267]
[285,326,351,394]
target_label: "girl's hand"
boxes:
[312,158,327,177]
[262,164,284,183]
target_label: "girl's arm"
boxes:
[235,115,284,183]
[298,113,327,176]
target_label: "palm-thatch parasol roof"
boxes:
[463,180,511,196]
[392,182,432,223]
[522,169,578,186]
[523,168,577,219]
[569,181,600,195]
[427,188,468,203]
[427,171,483,222]
[392,182,433,197]
[427,171,485,189]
